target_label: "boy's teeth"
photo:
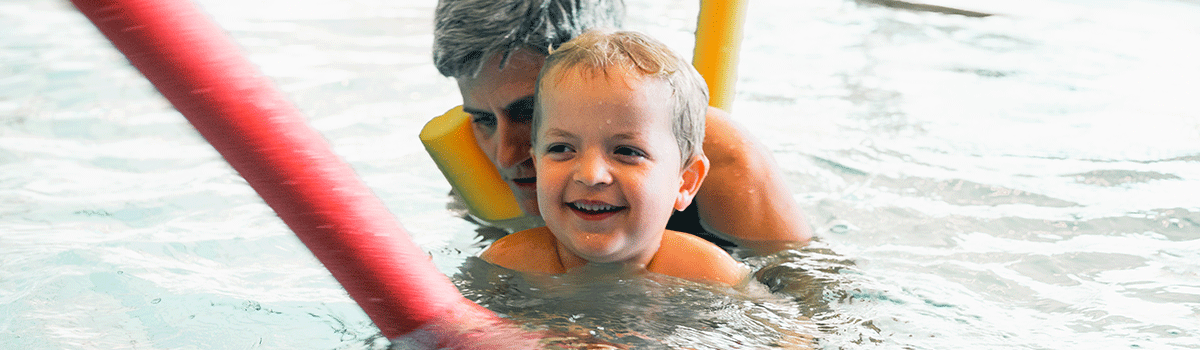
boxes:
[574,202,616,211]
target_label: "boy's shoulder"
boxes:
[647,230,750,286]
[479,226,564,274]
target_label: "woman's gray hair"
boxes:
[433,0,625,79]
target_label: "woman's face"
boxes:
[455,49,545,216]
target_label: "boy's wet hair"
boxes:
[433,0,625,79]
[533,30,709,164]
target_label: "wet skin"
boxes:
[479,66,746,286]
[533,66,706,266]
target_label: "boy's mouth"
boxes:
[566,200,626,220]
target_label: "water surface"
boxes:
[2,0,1198,349]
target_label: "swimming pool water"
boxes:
[2,0,1198,349]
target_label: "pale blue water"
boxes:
[2,0,1199,349]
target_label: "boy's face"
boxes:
[534,66,704,265]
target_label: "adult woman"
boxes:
[433,0,811,250]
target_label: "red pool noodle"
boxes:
[70,0,509,342]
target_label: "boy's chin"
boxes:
[560,238,620,262]
[570,241,647,265]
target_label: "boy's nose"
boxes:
[494,120,532,169]
[573,152,613,186]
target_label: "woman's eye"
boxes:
[614,146,646,158]
[470,113,497,129]
[507,98,535,124]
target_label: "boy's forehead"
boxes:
[536,64,675,131]
[540,68,672,119]
[543,64,667,91]
[539,68,675,133]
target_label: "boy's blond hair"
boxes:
[532,29,709,164]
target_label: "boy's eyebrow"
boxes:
[544,129,645,141]
[609,132,642,141]
[542,128,577,139]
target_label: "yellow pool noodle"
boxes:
[420,106,525,222]
[693,0,748,111]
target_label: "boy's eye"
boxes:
[546,143,574,154]
[614,146,647,158]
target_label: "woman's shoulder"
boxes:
[479,226,564,274]
[648,230,750,286]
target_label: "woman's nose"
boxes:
[494,119,532,169]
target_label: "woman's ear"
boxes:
[675,153,710,211]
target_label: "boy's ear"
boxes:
[675,153,709,211]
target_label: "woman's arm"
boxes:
[696,107,813,251]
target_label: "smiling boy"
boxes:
[479,30,749,286]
